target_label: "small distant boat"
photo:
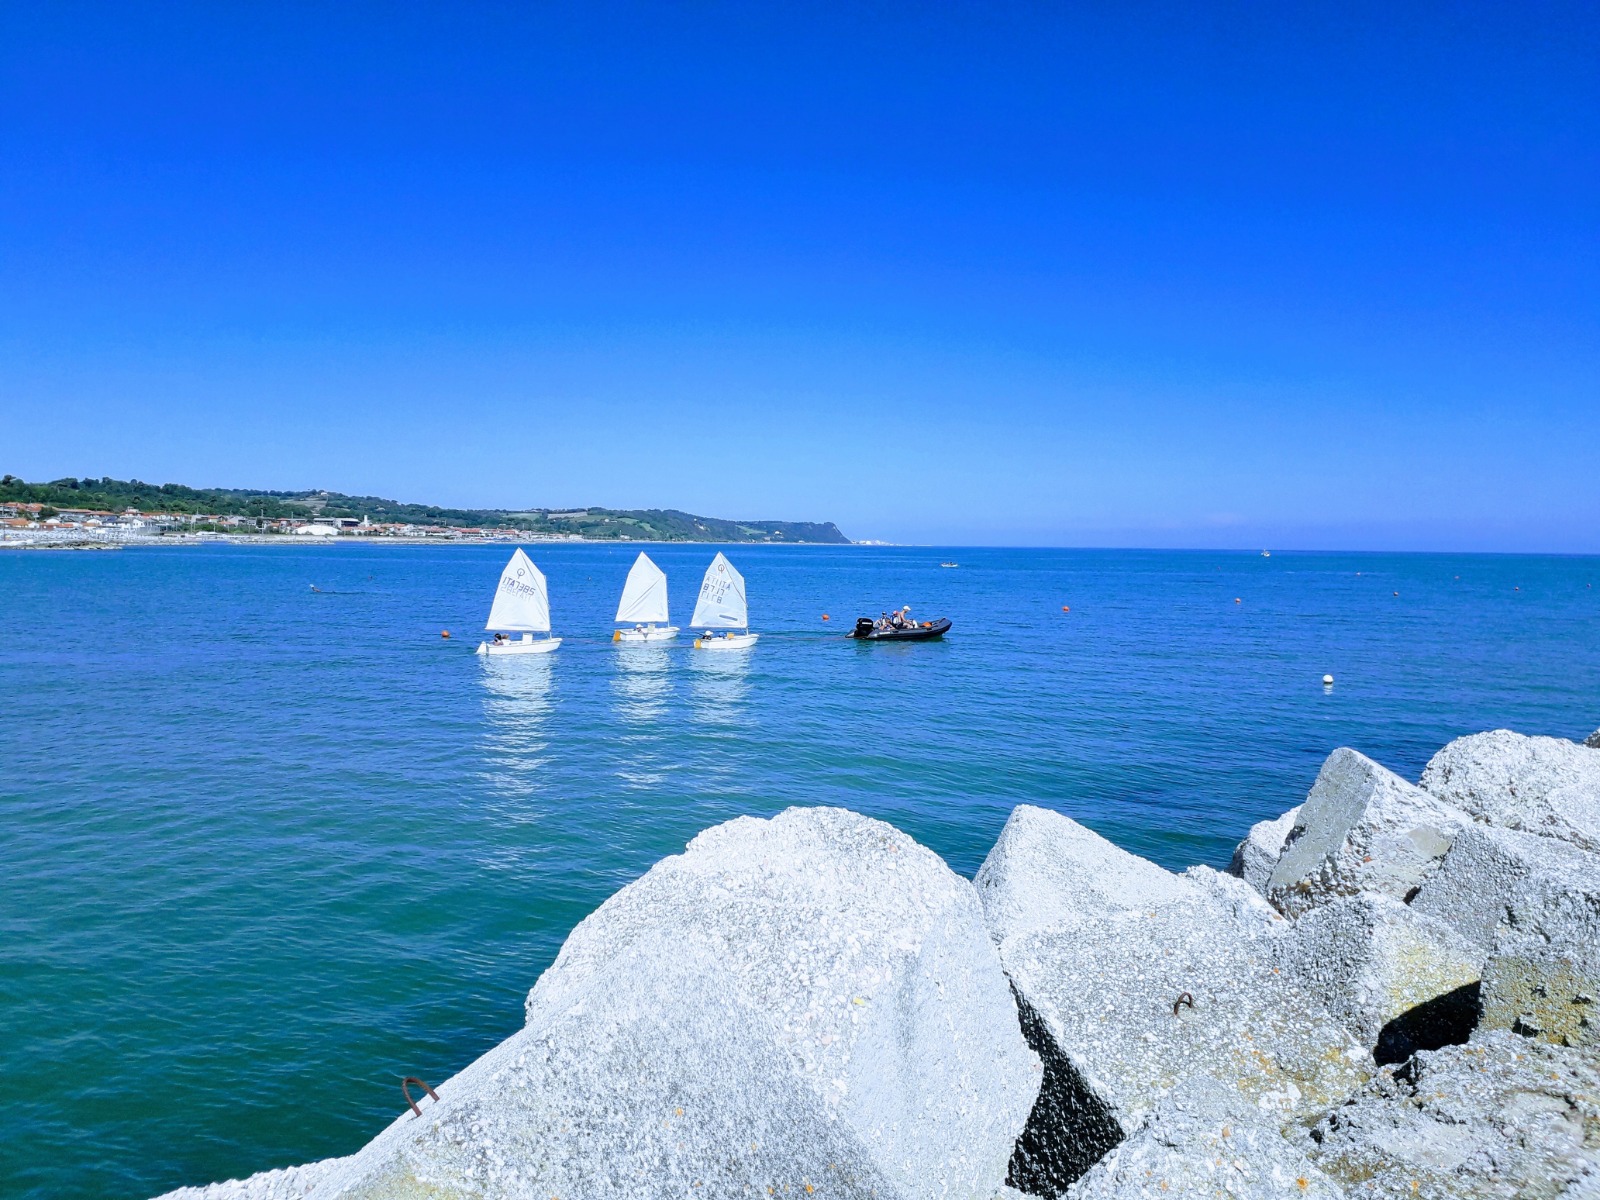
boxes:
[477,548,560,655]
[940,562,959,568]
[849,615,952,641]
[1261,550,1271,558]
[690,552,758,650]
[614,552,679,643]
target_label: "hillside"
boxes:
[0,475,850,543]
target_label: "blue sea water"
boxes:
[2,542,1596,1199]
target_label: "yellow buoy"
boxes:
[613,629,621,642]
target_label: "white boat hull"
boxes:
[694,632,759,650]
[615,625,679,643]
[477,636,561,655]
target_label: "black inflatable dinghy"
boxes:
[849,616,951,641]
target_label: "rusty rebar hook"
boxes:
[402,1076,440,1118]
[1172,992,1195,1016]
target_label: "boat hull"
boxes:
[615,625,679,643]
[848,617,952,641]
[694,632,759,650]
[476,636,561,655]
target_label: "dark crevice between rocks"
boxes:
[1005,983,1124,1198]
[1374,981,1481,1066]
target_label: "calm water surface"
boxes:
[2,543,1596,1198]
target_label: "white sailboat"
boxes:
[613,552,678,643]
[476,548,561,655]
[691,552,758,650]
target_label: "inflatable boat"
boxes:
[849,616,952,641]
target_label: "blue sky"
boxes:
[2,2,1596,548]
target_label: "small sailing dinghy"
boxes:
[691,552,758,650]
[476,548,560,655]
[613,552,679,643]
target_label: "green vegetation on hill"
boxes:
[0,475,850,543]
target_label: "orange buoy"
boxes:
[1061,605,1070,612]
[821,614,830,621]
[441,630,451,639]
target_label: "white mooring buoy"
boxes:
[1323,674,1335,686]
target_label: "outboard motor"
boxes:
[853,617,876,639]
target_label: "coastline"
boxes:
[154,725,1600,1200]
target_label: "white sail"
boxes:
[615,552,669,624]
[690,552,748,629]
[484,548,551,632]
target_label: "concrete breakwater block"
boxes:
[1065,1076,1343,1200]
[1268,749,1468,919]
[155,1160,351,1200]
[1421,729,1600,853]
[975,806,1370,1198]
[1227,805,1300,896]
[1410,822,1600,1047]
[1305,1030,1600,1198]
[281,807,1038,1200]
[1273,893,1481,1065]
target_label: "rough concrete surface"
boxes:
[1228,806,1301,896]
[974,805,1193,945]
[1179,864,1289,942]
[1268,749,1468,918]
[977,809,1368,1196]
[1306,1030,1600,1199]
[183,807,1040,1200]
[1273,893,1480,1063]
[1421,730,1600,852]
[154,1161,352,1200]
[1410,822,1600,957]
[1066,1077,1344,1199]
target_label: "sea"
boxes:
[2,542,1596,1199]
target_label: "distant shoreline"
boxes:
[1,533,874,550]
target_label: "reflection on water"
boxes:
[477,656,554,804]
[611,645,672,723]
[687,647,751,726]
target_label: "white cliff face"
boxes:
[1422,729,1600,852]
[302,807,1039,1200]
[1268,748,1469,918]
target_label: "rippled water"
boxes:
[2,543,1596,1198]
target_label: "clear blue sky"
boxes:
[2,3,1596,548]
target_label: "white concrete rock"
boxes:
[1409,822,1600,1046]
[154,1161,351,1200]
[1179,864,1289,941]
[215,807,1037,1200]
[977,806,1369,1198]
[1267,749,1469,918]
[1227,806,1300,895]
[1410,822,1600,955]
[974,804,1192,943]
[1273,893,1480,1062]
[1066,1077,1344,1199]
[1421,729,1600,852]
[1306,1030,1600,1199]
